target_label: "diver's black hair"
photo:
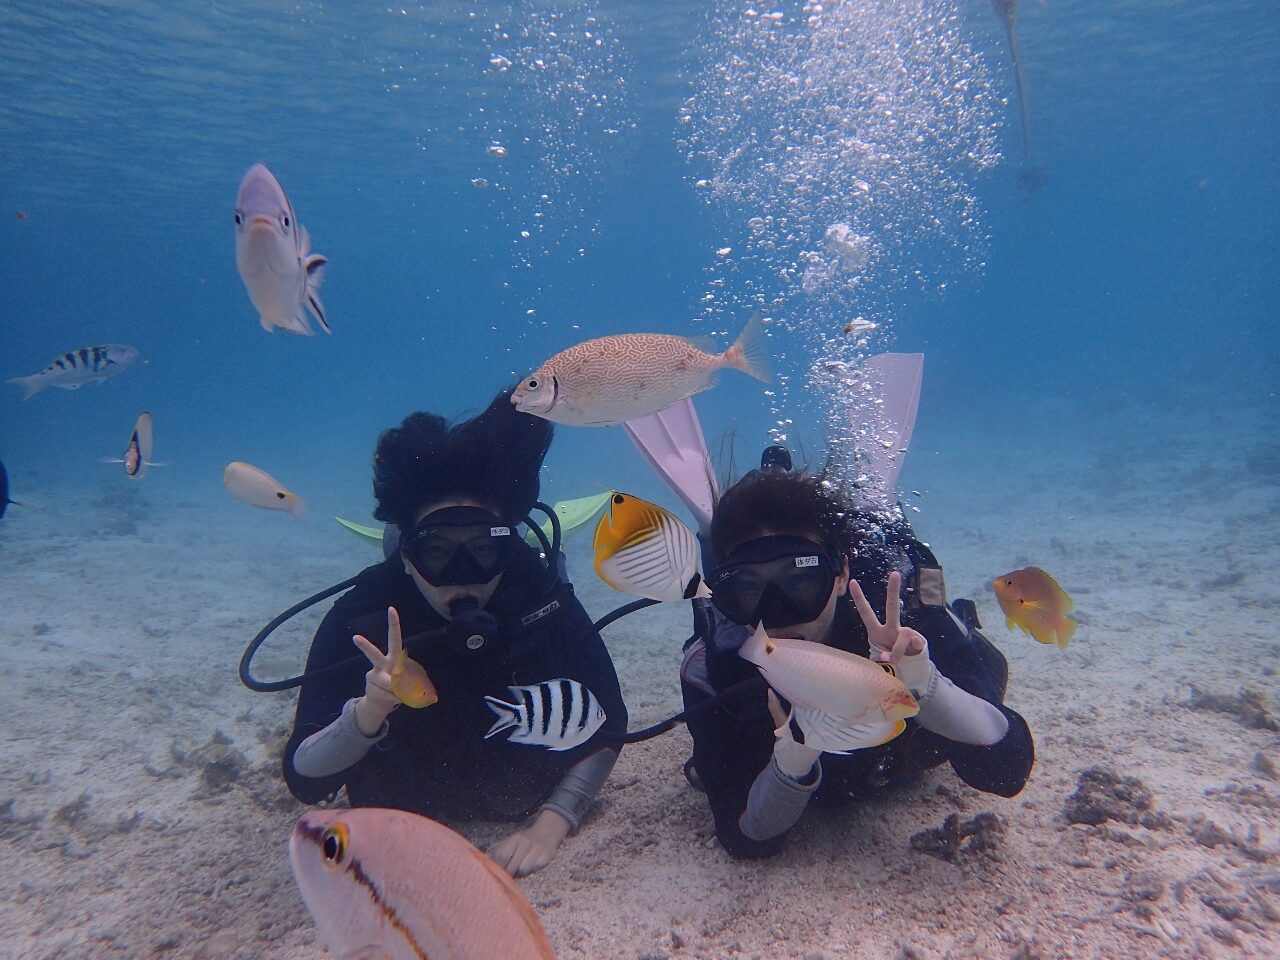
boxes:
[709,468,900,572]
[372,388,553,529]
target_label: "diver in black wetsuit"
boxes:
[681,462,1033,859]
[283,390,627,877]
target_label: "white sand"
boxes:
[2,391,1277,959]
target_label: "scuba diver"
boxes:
[678,458,1034,858]
[281,389,627,878]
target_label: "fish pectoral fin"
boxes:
[1020,599,1042,610]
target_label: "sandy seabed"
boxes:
[2,394,1278,960]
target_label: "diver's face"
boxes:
[753,530,848,644]
[403,497,503,619]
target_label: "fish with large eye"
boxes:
[233,162,330,336]
[290,809,557,959]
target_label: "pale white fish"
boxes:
[789,705,905,755]
[222,461,306,519]
[8,345,139,400]
[592,492,709,603]
[738,622,919,724]
[484,679,606,751]
[290,808,557,960]
[102,412,164,480]
[233,162,329,336]
[512,315,770,426]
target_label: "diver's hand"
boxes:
[351,607,404,736]
[768,690,821,779]
[849,572,933,696]
[491,809,571,878]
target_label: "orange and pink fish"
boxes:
[993,566,1077,648]
[290,808,556,959]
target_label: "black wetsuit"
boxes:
[283,545,627,822]
[681,564,1034,859]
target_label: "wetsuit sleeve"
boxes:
[539,585,628,826]
[282,604,369,803]
[909,612,1035,797]
[682,666,789,859]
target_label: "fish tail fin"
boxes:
[7,375,44,400]
[1056,618,1078,649]
[483,697,521,739]
[723,314,771,383]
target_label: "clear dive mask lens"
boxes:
[708,536,838,629]
[401,506,516,587]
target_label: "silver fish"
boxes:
[484,679,606,751]
[234,162,329,336]
[7,344,138,400]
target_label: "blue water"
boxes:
[1,1,1278,955]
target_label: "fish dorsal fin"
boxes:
[1027,566,1072,612]
[465,847,558,959]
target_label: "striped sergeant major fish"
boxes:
[484,679,606,751]
[234,162,330,336]
[7,344,139,400]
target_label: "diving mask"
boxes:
[401,506,517,587]
[707,535,839,629]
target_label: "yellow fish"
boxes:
[993,566,1077,648]
[390,649,438,708]
[592,492,706,602]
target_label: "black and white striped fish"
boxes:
[483,679,606,751]
[7,344,139,400]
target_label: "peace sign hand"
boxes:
[351,607,404,735]
[848,570,926,662]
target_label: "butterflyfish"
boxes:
[8,344,138,400]
[389,650,437,708]
[993,566,1077,648]
[484,679,606,751]
[512,316,770,426]
[290,808,557,960]
[789,705,906,755]
[234,163,329,336]
[739,623,919,725]
[593,492,708,603]
[103,412,161,480]
[222,461,306,520]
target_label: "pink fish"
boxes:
[290,808,557,960]
[739,623,919,724]
[512,316,770,426]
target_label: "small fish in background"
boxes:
[484,679,606,751]
[15,210,28,221]
[290,808,557,960]
[7,344,139,400]
[512,315,770,426]
[222,461,306,519]
[390,649,438,708]
[102,412,162,480]
[592,492,708,602]
[0,459,18,518]
[234,162,329,336]
[993,566,1077,648]
[739,623,919,725]
[790,704,906,755]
